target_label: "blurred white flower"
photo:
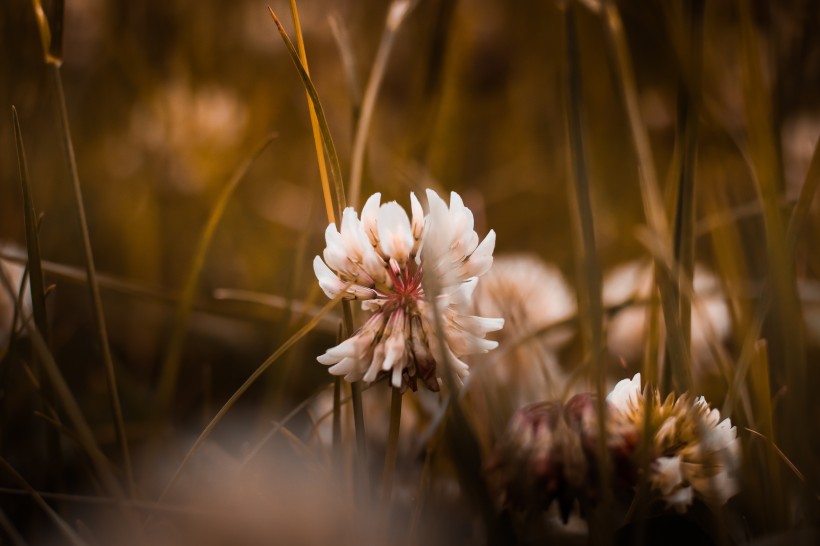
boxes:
[602,260,731,373]
[607,373,741,511]
[1,255,32,349]
[314,189,503,391]
[468,254,576,407]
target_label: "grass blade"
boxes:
[0,266,125,504]
[600,0,692,392]
[155,132,277,415]
[670,0,704,374]
[289,0,335,225]
[12,107,49,341]
[268,6,347,220]
[270,1,368,494]
[561,3,611,535]
[46,61,133,494]
[158,291,344,501]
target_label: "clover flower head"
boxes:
[313,189,503,391]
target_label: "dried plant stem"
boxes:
[348,0,415,208]
[156,133,277,415]
[599,0,691,392]
[561,3,612,535]
[671,0,704,365]
[381,386,402,503]
[47,63,133,495]
[158,292,344,502]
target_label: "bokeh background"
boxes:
[1,0,820,543]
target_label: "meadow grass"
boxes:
[0,0,818,544]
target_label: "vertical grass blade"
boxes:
[289,0,335,225]
[12,107,49,342]
[599,0,691,392]
[269,7,347,220]
[670,0,704,372]
[347,0,416,208]
[269,5,368,485]
[561,3,611,536]
[737,0,806,478]
[46,60,133,495]
[155,133,277,414]
[0,266,125,502]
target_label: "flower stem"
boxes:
[381,386,402,503]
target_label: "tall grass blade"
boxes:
[46,60,133,494]
[670,0,704,371]
[737,0,806,479]
[560,2,611,535]
[268,7,347,220]
[0,267,125,503]
[156,132,277,414]
[288,0,335,225]
[269,6,368,475]
[12,107,49,341]
[600,0,691,392]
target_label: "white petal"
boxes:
[361,192,382,246]
[459,230,496,280]
[313,256,345,299]
[377,201,414,263]
[651,456,684,496]
[606,373,642,413]
[410,192,425,254]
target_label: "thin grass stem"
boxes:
[561,3,611,536]
[156,133,277,415]
[158,291,344,501]
[47,61,133,496]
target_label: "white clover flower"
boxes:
[313,189,503,391]
[607,373,741,511]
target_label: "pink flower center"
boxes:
[381,260,424,310]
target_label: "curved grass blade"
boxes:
[46,61,132,494]
[156,132,277,414]
[268,7,347,219]
[158,291,344,501]
[288,0,335,225]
